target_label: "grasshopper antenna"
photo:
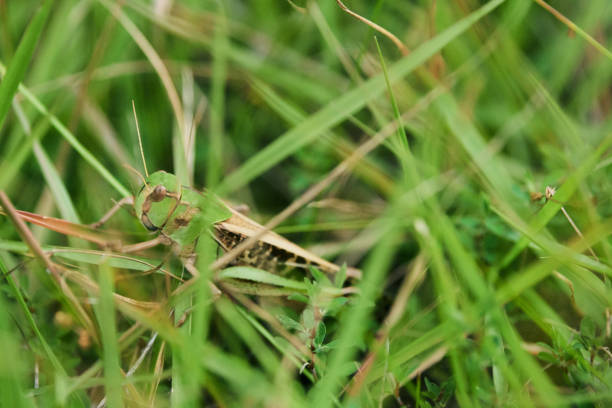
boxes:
[132,100,149,178]
[123,163,147,186]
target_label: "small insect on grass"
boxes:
[531,185,598,261]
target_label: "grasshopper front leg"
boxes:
[120,235,169,253]
[90,196,134,228]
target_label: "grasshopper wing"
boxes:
[214,206,361,279]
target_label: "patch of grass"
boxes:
[0,0,611,406]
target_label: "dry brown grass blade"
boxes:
[285,0,306,14]
[335,0,409,56]
[61,267,160,310]
[0,191,99,343]
[1,191,161,365]
[148,340,167,404]
[533,0,612,61]
[209,80,448,278]
[543,186,599,261]
[178,45,489,302]
[401,346,448,383]
[1,208,122,247]
[348,255,427,395]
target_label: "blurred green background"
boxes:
[0,0,611,406]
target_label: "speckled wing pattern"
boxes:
[213,205,349,275]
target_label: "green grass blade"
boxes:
[1,1,610,405]
[206,3,228,189]
[0,0,52,134]
[0,113,50,191]
[95,262,124,408]
[235,306,313,381]
[32,141,81,223]
[434,91,518,206]
[497,132,612,270]
[533,0,612,61]
[0,67,131,198]
[250,77,394,195]
[10,100,81,224]
[0,258,37,408]
[219,0,507,194]
[310,209,404,406]
[0,255,66,374]
[374,36,419,187]
[218,266,307,290]
[369,322,463,384]
[215,298,280,375]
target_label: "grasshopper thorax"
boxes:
[133,170,232,258]
[134,171,182,231]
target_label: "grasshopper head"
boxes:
[135,170,182,231]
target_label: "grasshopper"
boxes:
[2,170,360,295]
[2,104,359,292]
[90,169,361,291]
[1,168,359,296]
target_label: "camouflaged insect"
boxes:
[134,171,359,278]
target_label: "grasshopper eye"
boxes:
[150,185,167,202]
